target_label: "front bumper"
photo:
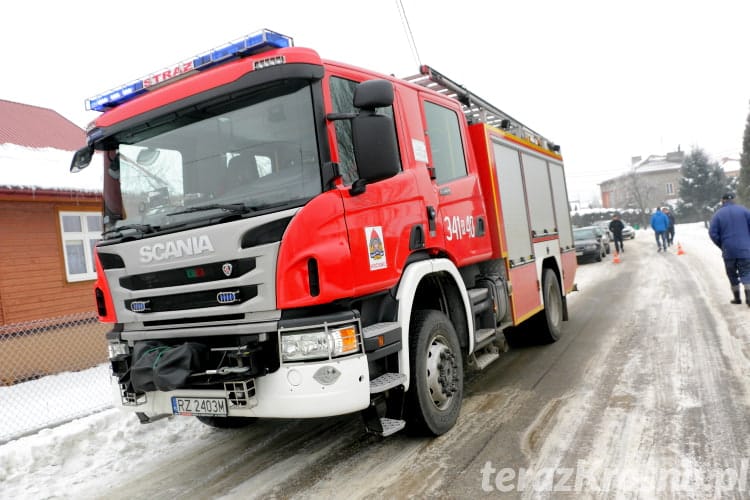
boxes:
[113,353,370,419]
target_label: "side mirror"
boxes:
[353,79,394,109]
[351,80,400,190]
[352,112,400,186]
[70,145,94,172]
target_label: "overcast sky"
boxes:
[3,0,748,203]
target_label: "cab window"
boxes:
[330,76,395,186]
[423,101,467,184]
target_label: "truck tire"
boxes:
[405,310,463,436]
[196,416,256,429]
[535,268,563,344]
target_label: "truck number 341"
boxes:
[444,215,475,241]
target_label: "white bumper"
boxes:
[115,354,371,419]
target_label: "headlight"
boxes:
[281,324,360,362]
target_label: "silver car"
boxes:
[590,224,611,254]
[621,223,636,239]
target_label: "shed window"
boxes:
[59,211,102,282]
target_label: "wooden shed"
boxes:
[0,99,103,325]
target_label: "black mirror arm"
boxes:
[326,112,357,122]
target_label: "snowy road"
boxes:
[2,223,750,498]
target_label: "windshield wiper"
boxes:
[101,224,157,238]
[167,203,253,216]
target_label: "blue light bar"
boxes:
[85,29,293,112]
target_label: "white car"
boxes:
[594,219,635,241]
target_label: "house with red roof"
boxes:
[0,99,103,326]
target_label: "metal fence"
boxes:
[0,312,113,444]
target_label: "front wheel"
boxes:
[405,310,463,436]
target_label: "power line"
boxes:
[396,0,421,68]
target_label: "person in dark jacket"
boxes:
[650,207,670,252]
[663,207,676,246]
[609,213,625,253]
[708,193,750,306]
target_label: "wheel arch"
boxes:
[394,258,473,391]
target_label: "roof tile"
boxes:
[0,99,84,150]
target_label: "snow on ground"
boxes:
[0,365,111,444]
[520,222,750,497]
[0,222,743,499]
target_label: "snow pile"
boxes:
[0,365,112,444]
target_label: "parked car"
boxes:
[591,225,611,254]
[573,226,607,262]
[592,219,613,241]
[621,223,636,239]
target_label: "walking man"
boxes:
[663,207,676,246]
[708,193,750,306]
[609,213,625,254]
[650,207,670,252]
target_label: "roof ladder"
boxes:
[402,65,560,154]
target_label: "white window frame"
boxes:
[59,211,102,282]
[666,182,674,195]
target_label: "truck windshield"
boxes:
[101,83,322,236]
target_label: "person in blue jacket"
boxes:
[709,193,750,306]
[650,207,670,252]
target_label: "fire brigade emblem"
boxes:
[365,226,387,270]
[222,263,233,276]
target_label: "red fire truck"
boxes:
[71,30,576,437]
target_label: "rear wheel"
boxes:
[405,310,463,436]
[534,268,563,344]
[196,416,256,429]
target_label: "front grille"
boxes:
[125,285,258,313]
[143,314,245,327]
[120,258,256,290]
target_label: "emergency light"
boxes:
[85,29,293,112]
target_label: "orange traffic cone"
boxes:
[613,251,620,263]
[677,242,685,255]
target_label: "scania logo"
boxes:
[139,235,215,263]
[217,290,240,304]
[222,263,233,277]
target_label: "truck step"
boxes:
[474,328,496,349]
[370,373,407,394]
[378,417,406,437]
[473,350,500,370]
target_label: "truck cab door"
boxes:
[328,75,427,295]
[421,99,492,265]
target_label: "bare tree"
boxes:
[625,169,654,227]
[738,102,750,206]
